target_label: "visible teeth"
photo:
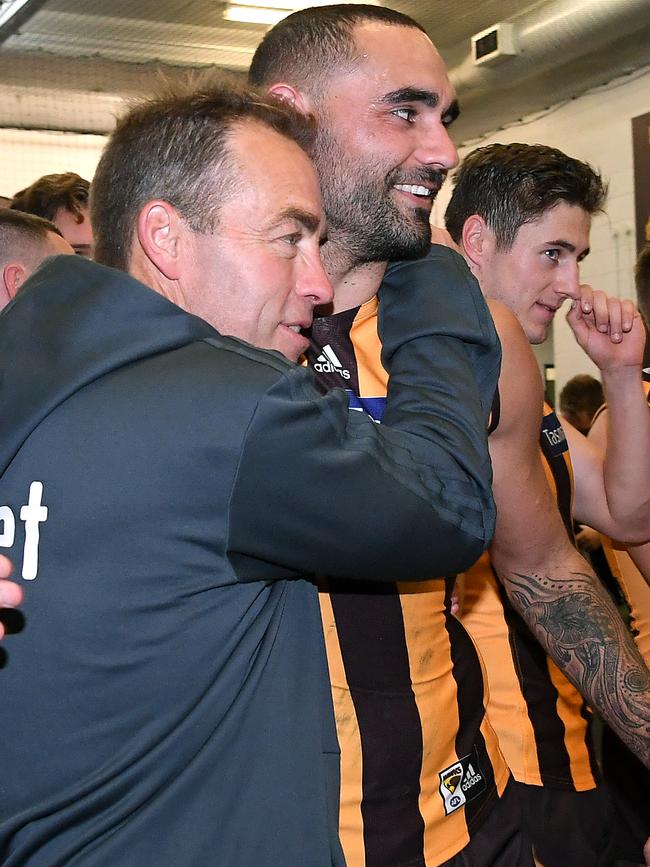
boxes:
[287,325,301,332]
[395,184,432,197]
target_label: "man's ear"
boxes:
[3,263,27,299]
[461,214,494,273]
[136,201,186,281]
[267,83,314,117]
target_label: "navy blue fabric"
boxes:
[0,252,497,865]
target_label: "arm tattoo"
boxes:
[505,569,650,767]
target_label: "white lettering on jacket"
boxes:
[0,481,48,580]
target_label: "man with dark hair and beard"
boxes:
[251,6,650,866]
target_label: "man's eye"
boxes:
[392,108,415,123]
[282,233,301,246]
[544,249,560,262]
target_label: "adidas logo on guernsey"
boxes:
[462,762,483,792]
[438,751,486,815]
[313,344,351,380]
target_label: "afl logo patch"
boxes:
[438,747,487,815]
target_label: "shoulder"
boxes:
[200,333,296,376]
[197,335,328,406]
[487,300,538,371]
[383,246,499,349]
[123,333,313,409]
[486,300,544,436]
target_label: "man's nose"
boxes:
[296,249,333,306]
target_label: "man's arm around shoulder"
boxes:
[226,246,499,584]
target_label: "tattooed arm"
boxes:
[505,570,650,759]
[486,302,650,764]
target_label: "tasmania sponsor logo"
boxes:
[541,410,568,458]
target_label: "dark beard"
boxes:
[310,125,444,263]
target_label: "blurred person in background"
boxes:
[559,373,604,435]
[10,172,93,257]
[0,208,73,310]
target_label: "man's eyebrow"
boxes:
[272,207,322,233]
[545,239,591,259]
[377,90,460,123]
[378,87,440,108]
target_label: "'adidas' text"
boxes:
[314,344,351,380]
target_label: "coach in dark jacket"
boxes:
[0,80,499,866]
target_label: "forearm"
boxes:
[600,366,650,533]
[379,246,501,542]
[498,555,650,767]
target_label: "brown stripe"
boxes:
[444,578,498,834]
[496,576,576,788]
[329,579,426,866]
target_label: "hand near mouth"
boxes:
[567,284,645,372]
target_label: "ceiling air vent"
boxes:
[471,23,518,66]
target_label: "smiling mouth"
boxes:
[393,183,435,199]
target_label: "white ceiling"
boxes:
[0,0,648,144]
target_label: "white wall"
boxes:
[433,66,650,396]
[0,128,107,199]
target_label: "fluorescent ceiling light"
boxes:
[227,0,297,9]
[223,5,290,25]
[224,0,380,27]
[0,0,35,28]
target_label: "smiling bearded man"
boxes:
[251,8,650,867]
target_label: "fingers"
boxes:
[0,554,11,579]
[578,286,639,343]
[0,555,23,610]
[578,284,593,315]
[586,289,620,338]
[620,298,637,332]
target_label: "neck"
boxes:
[321,236,387,314]
[129,253,188,312]
[0,285,11,311]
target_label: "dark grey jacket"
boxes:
[0,250,499,866]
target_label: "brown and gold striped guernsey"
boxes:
[461,402,600,791]
[307,297,509,867]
